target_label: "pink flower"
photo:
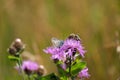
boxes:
[78,68,90,79]
[21,61,39,71]
[61,39,86,57]
[16,60,39,75]
[44,36,86,61]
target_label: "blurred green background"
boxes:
[0,0,120,80]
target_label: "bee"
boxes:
[51,37,64,48]
[68,33,81,41]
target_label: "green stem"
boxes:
[69,56,75,80]
[17,56,26,80]
[71,76,75,80]
[28,75,31,80]
[69,62,71,76]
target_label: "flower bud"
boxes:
[8,47,17,56]
[13,38,25,52]
[36,65,45,76]
[7,38,25,56]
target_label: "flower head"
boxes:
[21,60,39,71]
[43,47,66,61]
[61,38,85,57]
[16,60,39,75]
[44,34,86,61]
[78,68,90,79]
[44,34,86,70]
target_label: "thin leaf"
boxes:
[8,55,20,61]
[37,73,60,80]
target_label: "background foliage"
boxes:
[0,0,120,80]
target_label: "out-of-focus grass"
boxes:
[0,0,120,80]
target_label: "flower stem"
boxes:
[69,57,71,76]
[68,56,75,80]
[28,75,31,80]
[17,56,25,80]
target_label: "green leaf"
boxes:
[60,76,68,80]
[57,65,70,80]
[37,73,60,80]
[71,61,86,76]
[57,66,67,77]
[8,55,20,61]
[56,60,62,65]
[66,61,86,76]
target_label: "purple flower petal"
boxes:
[78,68,90,79]
[21,61,39,71]
[43,35,86,61]
[15,60,39,72]
[62,39,85,57]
